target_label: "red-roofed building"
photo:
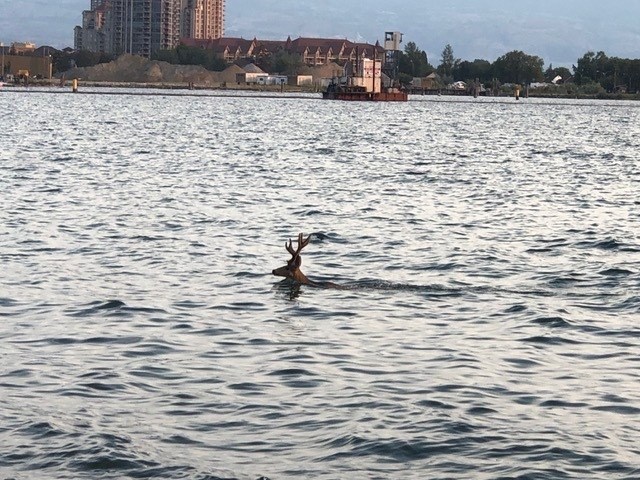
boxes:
[181,36,384,66]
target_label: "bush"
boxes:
[578,82,605,95]
[152,45,227,72]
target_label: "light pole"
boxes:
[1,42,4,80]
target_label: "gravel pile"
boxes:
[64,54,224,85]
[63,54,344,86]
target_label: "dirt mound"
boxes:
[310,62,344,80]
[217,64,245,84]
[292,62,345,82]
[62,54,343,87]
[64,54,221,85]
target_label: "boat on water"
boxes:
[322,34,408,102]
[323,84,407,102]
[322,56,408,102]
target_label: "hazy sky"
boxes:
[1,0,639,66]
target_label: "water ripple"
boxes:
[1,92,639,480]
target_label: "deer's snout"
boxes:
[272,265,289,277]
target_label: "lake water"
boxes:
[1,89,639,479]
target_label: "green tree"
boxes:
[544,64,572,83]
[573,51,596,84]
[492,50,544,84]
[453,59,492,83]
[52,49,114,74]
[398,41,433,78]
[175,44,208,66]
[206,54,227,71]
[271,50,303,75]
[594,55,640,93]
[437,44,458,81]
[623,59,640,93]
[573,51,614,86]
[152,45,227,71]
[154,49,178,64]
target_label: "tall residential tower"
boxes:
[74,0,224,58]
[182,0,225,40]
[108,0,182,57]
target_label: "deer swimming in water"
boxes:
[272,233,461,296]
[272,233,342,288]
[272,233,315,285]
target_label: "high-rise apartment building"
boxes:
[182,0,225,40]
[75,0,212,58]
[75,0,111,53]
[108,0,182,57]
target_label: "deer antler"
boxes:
[286,233,311,259]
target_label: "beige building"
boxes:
[182,0,225,40]
[1,44,53,79]
[75,3,109,53]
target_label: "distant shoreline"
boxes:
[2,78,318,93]
[3,79,640,102]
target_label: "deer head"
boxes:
[272,233,313,284]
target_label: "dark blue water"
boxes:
[1,89,639,479]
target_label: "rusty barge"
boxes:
[323,85,407,102]
[322,31,408,102]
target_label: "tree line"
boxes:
[398,42,640,94]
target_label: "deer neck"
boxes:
[293,269,315,285]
